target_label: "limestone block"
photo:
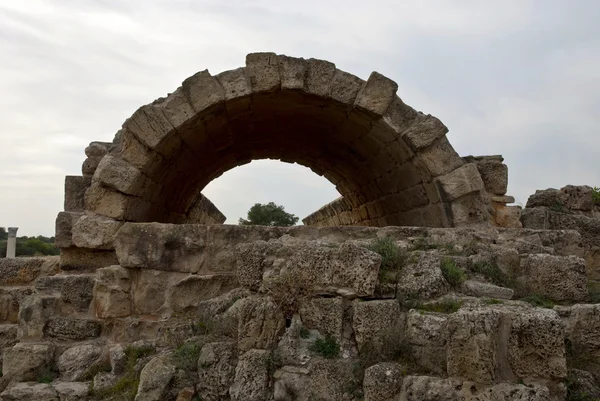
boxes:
[59,247,119,271]
[132,269,171,315]
[167,274,238,314]
[57,344,103,381]
[402,114,449,151]
[216,67,251,100]
[2,342,54,381]
[245,52,281,93]
[522,254,588,302]
[355,71,398,116]
[449,192,490,226]
[197,341,237,401]
[0,325,18,352]
[304,58,336,96]
[64,175,91,212]
[461,280,514,300]
[299,297,344,342]
[115,223,207,273]
[93,372,118,393]
[85,182,148,220]
[229,349,271,401]
[363,362,405,401]
[414,136,464,177]
[72,214,123,250]
[329,69,364,105]
[435,163,485,202]
[237,296,285,352]
[399,376,463,401]
[82,155,103,176]
[109,344,127,375]
[446,308,502,383]
[55,211,81,248]
[53,382,90,401]
[94,265,132,318]
[396,251,449,301]
[236,240,381,297]
[0,258,45,285]
[406,311,448,375]
[156,87,196,128]
[273,365,310,401]
[566,368,600,400]
[115,128,163,175]
[352,299,404,356]
[60,275,95,312]
[124,104,174,151]
[385,96,419,136]
[495,205,523,228]
[476,161,508,196]
[44,317,101,340]
[560,185,595,211]
[565,304,600,358]
[0,287,33,323]
[508,308,567,379]
[18,295,59,339]
[135,353,176,401]
[93,155,146,196]
[85,141,110,158]
[0,383,58,401]
[526,188,560,209]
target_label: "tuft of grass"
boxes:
[589,281,600,303]
[520,294,555,309]
[265,270,311,318]
[592,187,600,206]
[173,342,202,371]
[411,237,439,251]
[191,312,237,340]
[310,336,340,359]
[417,299,463,314]
[550,202,565,213]
[298,326,310,339]
[368,237,406,284]
[471,260,513,288]
[36,366,56,383]
[484,298,503,305]
[440,258,466,287]
[80,360,112,381]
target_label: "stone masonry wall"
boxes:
[1,225,600,400]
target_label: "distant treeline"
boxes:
[0,227,60,257]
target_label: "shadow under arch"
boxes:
[84,52,490,228]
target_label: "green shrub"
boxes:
[484,298,503,305]
[310,336,340,359]
[368,237,406,284]
[592,187,600,206]
[520,294,555,309]
[471,260,512,288]
[173,342,202,371]
[36,366,56,383]
[298,326,311,339]
[417,299,463,314]
[411,237,439,251]
[588,281,600,303]
[440,258,466,287]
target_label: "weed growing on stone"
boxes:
[484,298,503,305]
[192,312,237,340]
[310,336,340,359]
[417,299,464,314]
[36,366,56,383]
[588,281,600,303]
[520,294,555,309]
[265,270,311,318]
[550,201,565,213]
[592,187,600,206]
[368,236,406,284]
[173,342,202,371]
[440,258,466,287]
[411,237,440,251]
[80,360,112,381]
[471,260,512,288]
[298,326,311,339]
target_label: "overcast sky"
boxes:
[1,0,599,236]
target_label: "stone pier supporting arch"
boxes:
[64,52,494,230]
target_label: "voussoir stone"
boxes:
[435,163,485,202]
[115,223,207,273]
[93,155,145,196]
[355,71,398,116]
[402,114,449,151]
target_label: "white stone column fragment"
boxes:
[6,227,18,258]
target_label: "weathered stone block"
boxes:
[435,163,485,202]
[0,258,45,285]
[402,114,449,151]
[363,362,405,401]
[355,72,398,116]
[166,274,238,314]
[230,349,271,401]
[245,52,280,93]
[60,247,119,271]
[64,175,91,212]
[522,254,587,302]
[94,265,132,318]
[132,269,171,315]
[414,136,464,177]
[135,353,176,401]
[353,299,404,356]
[44,317,101,340]
[237,296,285,352]
[18,295,59,339]
[2,342,54,381]
[406,311,448,375]
[72,214,123,250]
[396,251,449,301]
[461,280,514,300]
[476,161,508,196]
[197,341,237,401]
[93,155,146,196]
[55,211,82,248]
[564,304,600,358]
[304,58,336,97]
[329,69,364,105]
[0,287,33,323]
[115,223,207,273]
[0,383,58,401]
[299,297,344,342]
[57,344,103,381]
[0,324,18,352]
[124,104,175,151]
[216,67,251,100]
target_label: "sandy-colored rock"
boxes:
[397,251,449,301]
[57,344,103,381]
[18,295,59,339]
[363,362,405,401]
[135,353,176,401]
[406,310,448,375]
[167,274,238,314]
[564,304,600,358]
[435,163,484,202]
[2,342,54,381]
[461,280,514,300]
[237,296,285,352]
[72,214,123,250]
[229,349,271,401]
[0,258,45,285]
[0,383,58,401]
[0,287,33,323]
[353,299,404,357]
[94,265,132,318]
[299,297,344,342]
[521,254,587,302]
[44,317,101,340]
[53,381,90,401]
[197,341,237,401]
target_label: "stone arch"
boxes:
[74,52,492,228]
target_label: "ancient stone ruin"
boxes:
[1,53,599,400]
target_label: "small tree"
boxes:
[239,202,299,227]
[0,228,7,241]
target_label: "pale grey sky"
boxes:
[1,0,599,236]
